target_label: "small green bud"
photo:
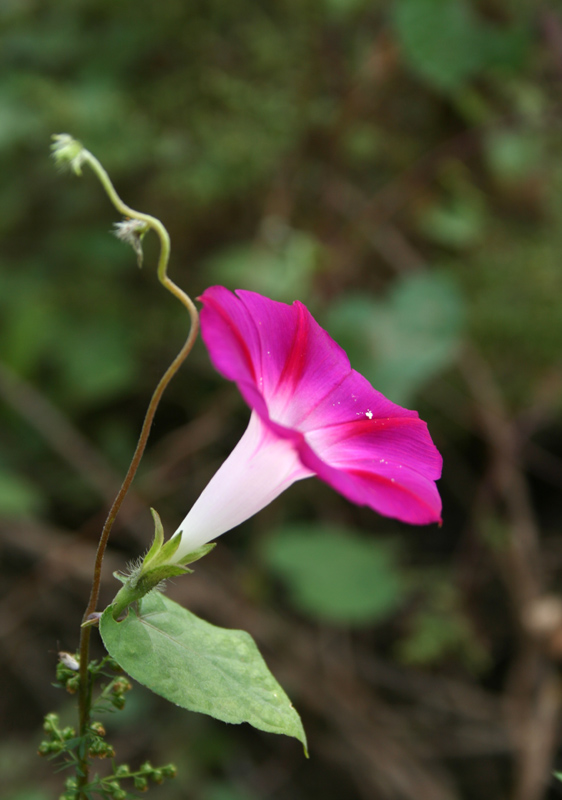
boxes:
[66,676,80,694]
[61,726,76,740]
[106,782,120,794]
[38,742,51,756]
[111,694,126,710]
[112,791,127,800]
[105,744,116,758]
[88,739,106,757]
[65,778,78,790]
[112,677,132,694]
[140,761,153,775]
[150,769,163,784]
[56,662,76,683]
[115,764,130,778]
[43,713,59,731]
[90,721,106,736]
[133,776,148,791]
[161,763,177,779]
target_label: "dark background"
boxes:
[2,2,562,799]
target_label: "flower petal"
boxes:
[297,365,416,431]
[173,412,312,559]
[298,439,442,525]
[195,286,443,530]
[301,370,442,523]
[304,377,442,480]
[199,287,352,427]
[197,286,270,420]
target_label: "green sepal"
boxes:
[142,508,165,565]
[142,511,216,569]
[152,531,182,567]
[176,541,216,566]
[110,509,216,619]
[138,564,193,589]
[111,565,192,620]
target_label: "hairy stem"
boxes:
[73,148,199,794]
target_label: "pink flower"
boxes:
[172,287,442,560]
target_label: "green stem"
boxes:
[74,148,199,797]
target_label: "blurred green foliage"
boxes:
[396,572,489,670]
[393,0,530,92]
[2,1,562,799]
[326,272,465,404]
[207,221,322,302]
[263,524,405,624]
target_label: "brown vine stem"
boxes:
[62,143,199,795]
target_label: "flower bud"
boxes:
[50,134,87,176]
[113,219,149,268]
[58,651,79,671]
[150,769,163,784]
[161,763,177,779]
[90,721,106,736]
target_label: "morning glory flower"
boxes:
[171,287,442,561]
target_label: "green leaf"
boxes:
[99,593,307,752]
[326,272,465,405]
[208,224,320,303]
[484,129,543,183]
[393,0,484,91]
[417,176,486,249]
[262,525,406,625]
[392,0,530,93]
